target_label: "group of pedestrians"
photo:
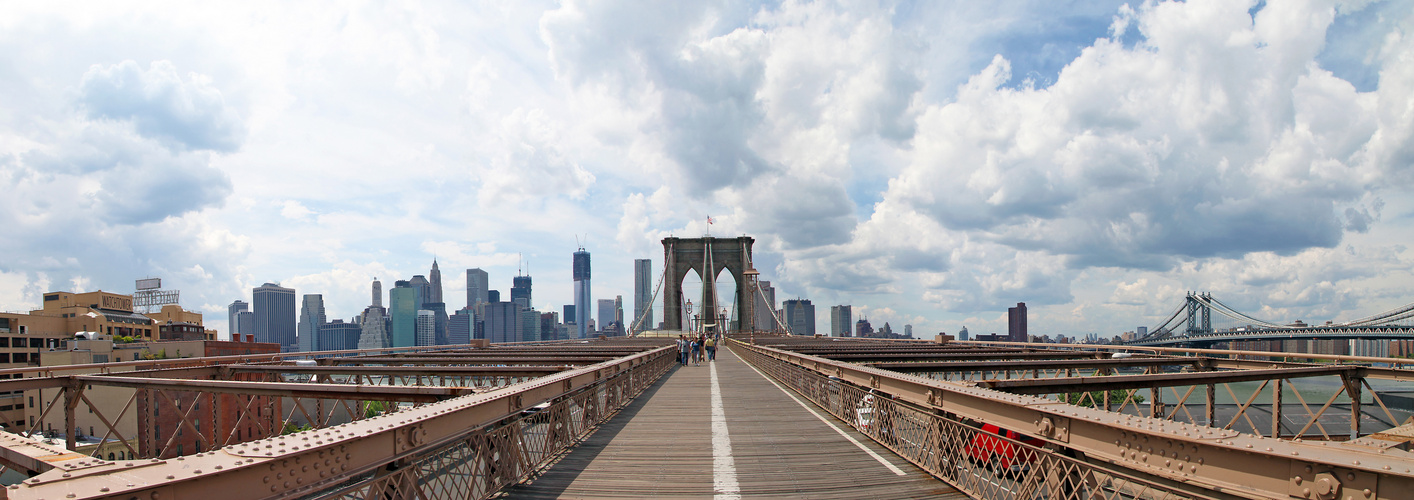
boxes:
[677,333,718,366]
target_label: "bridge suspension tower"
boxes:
[1185,292,1212,336]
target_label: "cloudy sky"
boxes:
[2,0,1412,340]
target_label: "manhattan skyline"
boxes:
[1,1,1412,339]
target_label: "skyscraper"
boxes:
[958,326,970,341]
[228,300,248,339]
[484,302,520,344]
[754,280,777,331]
[511,275,532,309]
[408,275,431,309]
[296,294,326,352]
[317,320,361,351]
[830,305,852,337]
[598,298,616,336]
[519,308,540,342]
[783,298,815,336]
[466,268,488,309]
[573,248,591,339]
[253,283,296,351]
[357,278,390,350]
[1008,302,1028,342]
[234,311,253,337]
[428,260,443,304]
[415,310,437,346]
[449,308,473,345]
[633,259,653,332]
[389,281,417,347]
[614,295,623,330]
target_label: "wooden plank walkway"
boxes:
[505,345,965,499]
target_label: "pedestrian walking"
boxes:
[706,335,717,361]
[691,336,702,366]
[678,335,690,366]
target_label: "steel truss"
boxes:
[0,340,675,500]
[733,336,1414,500]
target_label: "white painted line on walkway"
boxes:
[738,354,908,476]
[710,361,741,499]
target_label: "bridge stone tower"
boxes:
[662,236,756,333]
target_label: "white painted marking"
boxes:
[738,352,908,476]
[710,361,741,499]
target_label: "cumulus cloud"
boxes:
[476,108,595,207]
[78,60,246,152]
[882,0,1411,276]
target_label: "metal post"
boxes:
[1271,379,1282,438]
[64,383,81,451]
[1206,384,1216,427]
[1346,374,1361,440]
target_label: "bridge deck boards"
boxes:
[504,346,963,499]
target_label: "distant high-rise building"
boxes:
[855,318,873,337]
[484,302,521,344]
[426,302,449,345]
[1008,302,1028,342]
[563,305,575,325]
[830,305,852,337]
[253,283,296,351]
[1136,326,1148,337]
[487,290,500,303]
[540,312,559,341]
[573,248,591,339]
[511,275,532,309]
[466,268,489,309]
[449,308,473,345]
[415,310,437,346]
[234,311,253,337]
[614,295,623,330]
[754,281,777,331]
[904,324,913,338]
[783,298,815,336]
[519,308,540,342]
[317,320,361,351]
[633,259,653,332]
[428,260,443,304]
[358,278,390,350]
[296,294,326,352]
[389,281,417,347]
[409,275,431,308]
[598,298,616,335]
[228,300,249,338]
[958,325,970,341]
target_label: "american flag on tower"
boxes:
[707,216,715,224]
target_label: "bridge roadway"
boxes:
[506,345,964,499]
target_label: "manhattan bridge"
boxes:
[1127,292,1414,347]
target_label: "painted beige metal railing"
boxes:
[312,349,672,499]
[3,344,675,500]
[733,343,1213,499]
[732,339,1414,500]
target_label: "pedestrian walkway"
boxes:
[505,345,964,499]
